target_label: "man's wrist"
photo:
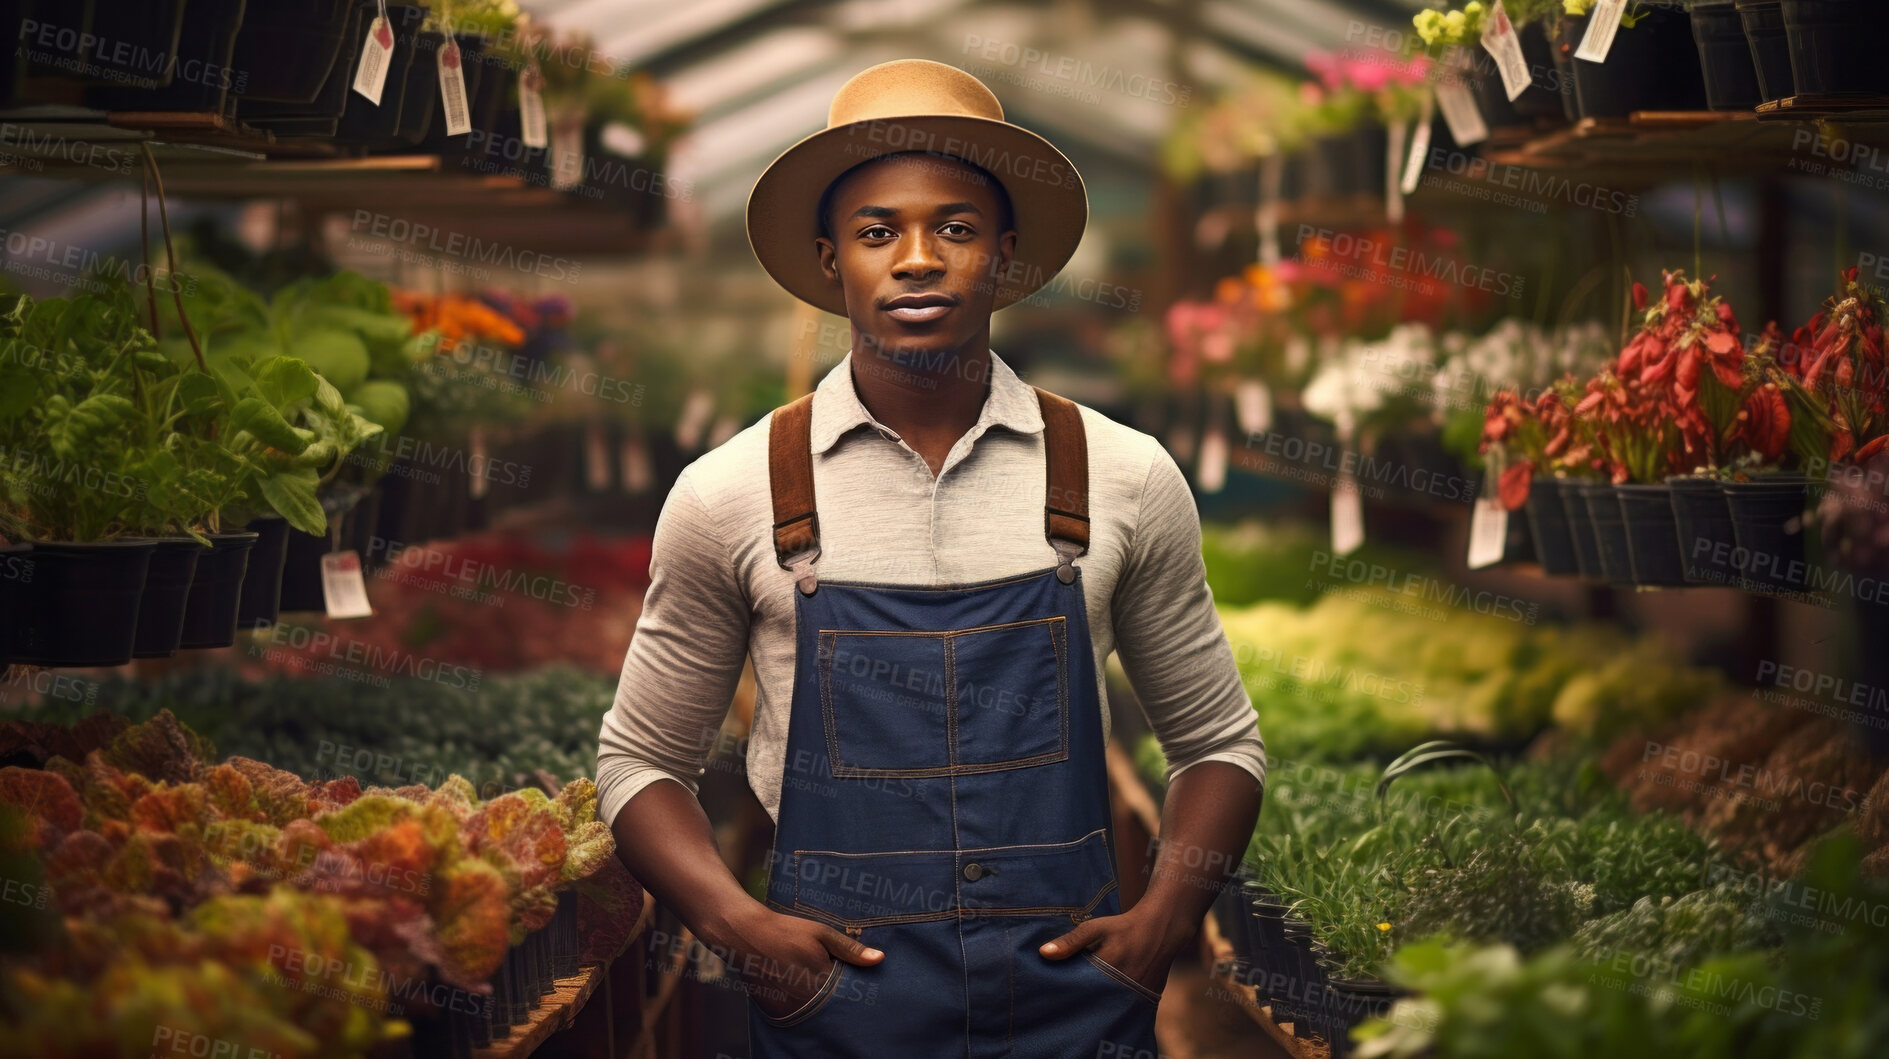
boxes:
[1127,895,1203,954]
[696,895,774,955]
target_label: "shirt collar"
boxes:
[810,349,1044,455]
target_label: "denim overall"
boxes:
[748,387,1162,1059]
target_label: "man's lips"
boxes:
[883,293,957,323]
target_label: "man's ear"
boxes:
[815,237,840,286]
[986,229,1019,286]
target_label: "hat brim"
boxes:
[747,114,1088,317]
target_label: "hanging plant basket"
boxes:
[85,0,247,112]
[1667,476,1739,586]
[1736,0,1795,103]
[1723,475,1815,595]
[1781,0,1889,98]
[337,3,426,139]
[1562,8,1708,118]
[227,0,353,104]
[1553,478,1605,579]
[1524,478,1581,575]
[178,531,259,649]
[236,516,292,628]
[1692,1,1764,110]
[239,0,375,129]
[8,540,155,667]
[130,538,204,658]
[1617,483,1689,586]
[1577,481,1636,583]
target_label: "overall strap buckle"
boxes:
[1051,538,1082,584]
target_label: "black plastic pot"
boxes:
[228,0,351,104]
[1667,477,1738,586]
[1724,476,1814,594]
[553,890,580,977]
[1692,2,1764,110]
[1274,921,1315,1027]
[0,0,29,107]
[1512,21,1570,119]
[505,944,530,1023]
[1319,977,1400,1059]
[74,0,190,86]
[346,488,382,571]
[9,540,155,667]
[1565,8,1709,117]
[1554,478,1605,578]
[1738,0,1795,102]
[389,29,445,144]
[1782,0,1889,98]
[1551,20,1582,122]
[1524,478,1580,575]
[419,33,487,150]
[276,525,329,614]
[236,516,291,628]
[178,531,258,649]
[1579,482,1636,583]
[240,0,373,124]
[485,954,513,1039]
[337,3,426,139]
[0,543,30,667]
[1617,483,1689,586]
[21,0,95,77]
[1469,55,1525,130]
[130,538,203,658]
[86,0,246,112]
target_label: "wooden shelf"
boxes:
[472,963,610,1059]
[1755,93,1889,123]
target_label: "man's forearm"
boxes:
[1132,760,1264,947]
[609,778,768,953]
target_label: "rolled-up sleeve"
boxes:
[596,467,752,829]
[1110,448,1266,790]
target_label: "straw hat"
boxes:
[747,59,1089,317]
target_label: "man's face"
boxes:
[815,153,1017,361]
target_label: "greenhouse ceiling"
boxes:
[519,0,1430,223]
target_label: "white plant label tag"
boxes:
[1482,1,1531,101]
[352,10,394,104]
[585,423,611,491]
[321,551,374,619]
[1435,78,1488,146]
[520,67,548,149]
[1576,0,1629,63]
[1235,379,1274,435]
[438,37,471,136]
[1402,93,1435,195]
[551,116,584,190]
[1332,473,1366,555]
[1387,120,1409,222]
[468,425,489,500]
[1198,426,1228,493]
[1467,498,1510,569]
[620,434,653,493]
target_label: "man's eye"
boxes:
[861,225,895,239]
[940,222,974,236]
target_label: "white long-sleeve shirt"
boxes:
[595,349,1265,827]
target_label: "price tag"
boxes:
[1401,93,1433,195]
[1481,1,1531,101]
[1435,78,1488,147]
[1197,426,1227,494]
[584,423,611,491]
[1467,498,1510,569]
[674,389,713,451]
[321,551,374,619]
[351,4,394,104]
[519,66,548,149]
[551,115,585,190]
[1576,0,1629,63]
[437,36,471,136]
[1386,120,1408,223]
[1256,154,1282,266]
[1235,379,1274,435]
[620,434,653,493]
[467,426,489,500]
[1332,473,1365,556]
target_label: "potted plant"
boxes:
[1780,0,1889,99]
[228,0,355,104]
[0,289,173,665]
[1597,271,1750,586]
[1735,0,1795,103]
[1482,385,1586,575]
[1688,1,1764,110]
[1557,1,1708,118]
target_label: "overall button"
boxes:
[963,862,985,882]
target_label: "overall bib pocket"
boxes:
[818,615,1069,778]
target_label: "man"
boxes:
[598,59,1264,1057]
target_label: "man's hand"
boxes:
[721,905,885,1020]
[1037,905,1191,998]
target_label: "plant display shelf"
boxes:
[1203,915,1326,1059]
[469,896,658,1059]
[1755,94,1889,123]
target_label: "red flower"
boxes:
[1497,462,1534,511]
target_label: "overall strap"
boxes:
[1035,386,1089,583]
[768,393,820,594]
